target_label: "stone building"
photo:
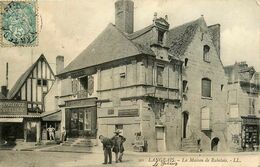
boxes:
[169,17,228,152]
[57,0,183,152]
[224,62,260,151]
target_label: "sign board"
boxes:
[118,109,139,117]
[0,100,27,115]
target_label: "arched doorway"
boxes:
[182,112,189,138]
[211,137,219,151]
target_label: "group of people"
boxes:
[99,129,126,164]
[46,125,67,143]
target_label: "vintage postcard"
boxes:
[0,0,259,167]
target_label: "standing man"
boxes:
[47,125,55,141]
[61,127,66,143]
[99,135,113,164]
[111,129,126,163]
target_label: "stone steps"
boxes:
[181,138,198,152]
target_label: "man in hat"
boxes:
[111,129,126,163]
[99,135,113,164]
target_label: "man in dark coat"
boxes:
[111,129,126,163]
[99,135,113,164]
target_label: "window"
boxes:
[221,84,224,91]
[157,66,164,86]
[79,76,88,91]
[120,72,126,87]
[201,107,211,130]
[158,29,164,44]
[229,104,239,118]
[107,109,114,115]
[202,78,211,97]
[183,80,188,93]
[184,58,188,67]
[228,90,237,104]
[203,45,210,62]
[37,79,47,86]
[249,98,255,114]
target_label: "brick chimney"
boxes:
[115,0,134,34]
[56,56,64,75]
[1,86,8,97]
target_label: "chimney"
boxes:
[6,62,8,87]
[208,24,220,57]
[115,0,134,34]
[1,86,8,97]
[56,56,64,75]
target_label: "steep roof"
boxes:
[59,23,155,75]
[0,92,7,99]
[7,55,52,99]
[168,18,202,57]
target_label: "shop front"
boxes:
[0,100,41,144]
[241,116,260,151]
[65,98,97,139]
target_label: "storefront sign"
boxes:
[118,109,139,117]
[0,100,27,115]
[65,98,96,108]
[242,117,259,125]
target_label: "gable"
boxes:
[8,55,55,99]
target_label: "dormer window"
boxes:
[158,29,164,44]
[203,45,210,62]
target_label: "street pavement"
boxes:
[0,150,259,167]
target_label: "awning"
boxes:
[0,118,23,123]
[42,110,61,121]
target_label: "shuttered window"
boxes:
[202,78,211,97]
[201,107,211,130]
[157,66,164,86]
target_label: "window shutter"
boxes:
[202,79,211,97]
[201,107,211,130]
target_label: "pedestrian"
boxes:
[111,129,126,163]
[47,125,55,141]
[61,127,66,143]
[99,135,113,164]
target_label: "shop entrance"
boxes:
[0,123,24,144]
[66,107,96,138]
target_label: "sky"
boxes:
[0,0,259,89]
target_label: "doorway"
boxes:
[182,112,189,138]
[211,137,219,151]
[156,126,165,152]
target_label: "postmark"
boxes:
[0,0,38,47]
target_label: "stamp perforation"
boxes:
[0,0,39,47]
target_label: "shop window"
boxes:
[229,104,239,118]
[202,78,211,98]
[203,45,210,62]
[157,65,164,86]
[201,107,211,130]
[85,110,92,130]
[120,72,126,87]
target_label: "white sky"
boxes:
[0,0,259,89]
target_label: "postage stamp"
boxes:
[0,0,38,47]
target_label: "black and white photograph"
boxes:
[0,0,259,166]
